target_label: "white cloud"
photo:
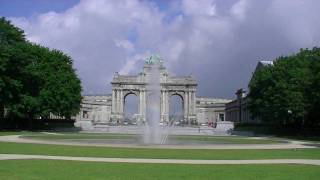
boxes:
[230,0,248,21]
[182,0,217,16]
[9,0,320,98]
[115,39,134,52]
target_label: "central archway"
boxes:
[123,93,139,125]
[169,93,184,126]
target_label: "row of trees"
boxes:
[248,48,320,127]
[0,17,82,127]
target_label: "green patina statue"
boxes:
[145,54,163,65]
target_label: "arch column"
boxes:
[184,91,189,124]
[161,90,169,122]
[138,89,146,122]
[143,90,147,121]
[111,89,120,123]
[111,89,116,114]
[138,90,145,122]
[160,90,164,122]
[164,91,169,122]
[116,89,120,116]
[188,90,197,125]
[119,90,124,123]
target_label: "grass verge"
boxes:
[0,160,319,180]
[0,142,319,160]
[21,133,282,144]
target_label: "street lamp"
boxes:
[286,110,292,125]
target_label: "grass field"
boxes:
[20,132,283,144]
[0,131,30,136]
[1,131,319,179]
[0,160,319,180]
[0,142,319,160]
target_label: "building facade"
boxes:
[75,56,231,129]
[225,89,258,123]
[225,61,273,123]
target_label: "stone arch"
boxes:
[123,91,139,123]
[110,61,197,125]
[168,92,184,125]
[123,90,138,99]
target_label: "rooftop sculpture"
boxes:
[145,54,163,65]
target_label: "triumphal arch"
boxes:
[75,55,231,130]
[111,55,197,125]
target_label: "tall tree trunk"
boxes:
[0,104,4,129]
[28,112,34,130]
[0,104,4,119]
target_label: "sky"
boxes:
[1,0,320,100]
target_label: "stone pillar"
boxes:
[111,89,118,122]
[119,90,124,115]
[116,90,120,115]
[144,90,147,121]
[184,91,188,123]
[141,90,146,122]
[189,90,197,125]
[160,90,164,122]
[138,90,143,122]
[165,91,169,122]
[112,89,116,113]
[187,91,192,125]
[191,91,195,114]
[138,91,141,114]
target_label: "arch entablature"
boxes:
[168,91,185,100]
[123,90,139,98]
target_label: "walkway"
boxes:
[1,154,320,165]
[0,135,316,149]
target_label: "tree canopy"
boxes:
[0,17,81,123]
[248,48,320,127]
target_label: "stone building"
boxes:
[196,97,231,126]
[225,89,258,123]
[75,55,231,129]
[225,61,273,123]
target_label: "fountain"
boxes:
[143,55,167,144]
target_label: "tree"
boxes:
[248,64,274,123]
[0,17,82,128]
[37,49,82,119]
[248,48,320,127]
[0,17,25,45]
[0,17,26,118]
[305,48,320,126]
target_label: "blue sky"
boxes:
[0,0,172,17]
[2,0,320,100]
[0,0,79,17]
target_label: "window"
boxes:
[83,111,89,118]
[219,113,225,121]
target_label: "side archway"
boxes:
[123,91,139,124]
[169,92,184,126]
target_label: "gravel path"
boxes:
[0,154,320,165]
[0,135,316,149]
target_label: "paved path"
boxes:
[0,135,316,149]
[1,154,320,165]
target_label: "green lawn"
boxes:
[0,142,319,160]
[171,135,281,144]
[20,132,283,144]
[22,133,137,140]
[0,160,319,180]
[0,131,31,136]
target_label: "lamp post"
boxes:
[287,109,292,125]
